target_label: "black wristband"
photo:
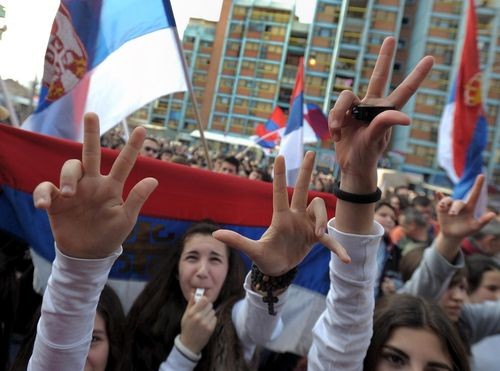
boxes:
[333,181,381,204]
[251,264,297,315]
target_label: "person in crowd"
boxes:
[373,202,402,297]
[124,221,250,370]
[461,218,500,257]
[387,193,408,219]
[11,285,125,371]
[399,178,500,362]
[139,136,160,159]
[307,36,444,370]
[27,109,348,371]
[364,294,470,371]
[391,207,429,253]
[212,153,225,173]
[412,195,439,241]
[218,155,240,175]
[159,148,173,162]
[464,255,500,371]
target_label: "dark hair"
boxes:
[98,285,126,371]
[411,195,432,208]
[398,245,425,282]
[224,156,240,172]
[375,201,396,214]
[125,221,246,370]
[401,207,427,227]
[10,285,125,371]
[465,255,500,294]
[144,136,159,145]
[364,294,470,371]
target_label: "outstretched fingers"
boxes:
[109,126,147,184]
[388,56,434,109]
[82,113,102,176]
[290,151,315,211]
[465,174,485,210]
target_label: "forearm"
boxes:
[28,245,121,371]
[308,219,383,371]
[434,233,463,262]
[233,273,286,360]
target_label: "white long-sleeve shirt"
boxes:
[308,219,384,371]
[27,246,285,371]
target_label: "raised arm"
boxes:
[401,175,496,300]
[28,113,157,371]
[308,37,434,371]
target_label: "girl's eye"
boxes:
[210,257,222,263]
[382,352,405,367]
[91,336,101,343]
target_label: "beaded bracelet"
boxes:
[251,263,297,315]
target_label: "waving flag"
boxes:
[22,0,187,141]
[304,103,330,141]
[279,57,304,186]
[255,106,287,148]
[0,124,336,354]
[437,0,487,199]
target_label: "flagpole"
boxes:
[121,118,130,141]
[172,28,213,171]
[0,75,20,127]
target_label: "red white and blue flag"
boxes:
[22,0,187,141]
[304,103,330,141]
[437,0,487,199]
[278,57,304,186]
[0,124,336,353]
[254,106,287,149]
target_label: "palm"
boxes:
[33,113,158,259]
[329,38,434,178]
[214,152,348,276]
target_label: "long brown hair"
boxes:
[125,221,246,370]
[364,294,470,371]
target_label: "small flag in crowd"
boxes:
[304,103,330,141]
[22,0,188,141]
[278,57,305,186]
[437,0,487,200]
[255,106,287,148]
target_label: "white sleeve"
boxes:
[308,219,383,371]
[160,345,198,371]
[232,272,286,362]
[27,245,121,371]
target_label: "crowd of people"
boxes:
[1,37,500,371]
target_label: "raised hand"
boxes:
[330,37,434,191]
[437,175,495,239]
[213,151,349,277]
[180,295,217,354]
[33,113,158,259]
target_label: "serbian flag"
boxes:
[22,0,187,141]
[437,0,487,199]
[304,103,330,141]
[0,124,336,355]
[278,57,304,186]
[255,106,287,149]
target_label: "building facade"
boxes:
[136,0,500,187]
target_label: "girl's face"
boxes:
[178,234,229,303]
[438,277,468,322]
[375,205,396,235]
[376,327,453,371]
[85,312,109,371]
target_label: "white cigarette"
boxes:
[194,288,205,303]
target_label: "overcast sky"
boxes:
[0,0,315,86]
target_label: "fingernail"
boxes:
[61,185,73,195]
[34,197,45,207]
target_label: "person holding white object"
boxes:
[28,111,349,371]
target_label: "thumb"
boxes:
[212,229,258,259]
[369,110,410,140]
